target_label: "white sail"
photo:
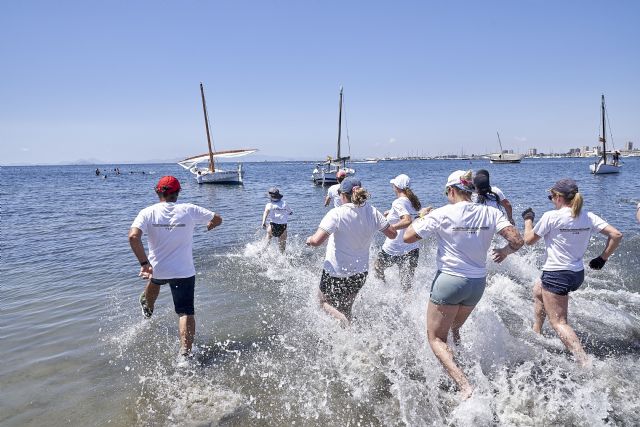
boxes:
[178,149,258,170]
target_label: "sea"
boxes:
[1,158,639,426]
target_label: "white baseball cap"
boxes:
[390,174,411,190]
[445,170,474,192]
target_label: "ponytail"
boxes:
[403,188,422,211]
[350,187,370,207]
[570,192,583,217]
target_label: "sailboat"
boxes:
[489,132,524,163]
[178,83,257,184]
[311,86,355,186]
[590,94,621,174]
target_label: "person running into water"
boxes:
[129,176,222,360]
[472,169,515,224]
[306,178,397,326]
[404,170,523,399]
[261,187,293,253]
[374,174,422,290]
[324,170,347,207]
[522,178,622,367]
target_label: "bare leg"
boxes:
[533,279,546,334]
[178,314,196,355]
[541,290,590,367]
[373,255,386,282]
[144,281,161,311]
[451,305,475,345]
[427,301,474,399]
[278,230,287,253]
[318,290,350,327]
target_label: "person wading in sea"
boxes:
[374,174,423,291]
[128,176,222,361]
[404,170,523,399]
[471,169,515,225]
[306,178,397,326]
[261,187,293,253]
[324,170,347,208]
[522,178,622,367]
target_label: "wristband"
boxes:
[140,260,150,267]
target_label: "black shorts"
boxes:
[319,270,368,311]
[270,222,287,237]
[150,275,195,315]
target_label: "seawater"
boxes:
[1,158,639,426]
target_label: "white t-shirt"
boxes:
[265,199,293,224]
[472,186,506,210]
[319,202,389,277]
[533,207,608,272]
[382,196,421,256]
[327,184,342,208]
[131,202,215,280]
[412,201,512,278]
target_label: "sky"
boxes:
[1,0,639,165]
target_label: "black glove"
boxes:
[521,208,535,221]
[589,256,606,270]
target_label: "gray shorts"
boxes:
[430,271,486,306]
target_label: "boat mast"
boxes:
[337,86,343,162]
[496,131,504,153]
[200,83,215,172]
[600,94,607,164]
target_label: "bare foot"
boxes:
[459,385,474,400]
[577,355,593,369]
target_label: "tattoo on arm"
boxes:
[499,226,524,251]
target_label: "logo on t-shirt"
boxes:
[153,223,186,230]
[452,226,490,233]
[558,227,590,234]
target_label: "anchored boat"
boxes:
[590,94,621,175]
[312,87,355,186]
[178,83,257,184]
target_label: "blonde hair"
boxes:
[347,187,370,207]
[570,192,583,217]
[552,190,583,217]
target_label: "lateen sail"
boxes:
[178,149,258,170]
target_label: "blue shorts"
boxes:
[541,270,584,296]
[150,276,195,315]
[430,271,486,306]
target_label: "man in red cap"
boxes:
[129,176,222,361]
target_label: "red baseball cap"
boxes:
[156,176,181,194]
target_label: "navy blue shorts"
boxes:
[150,276,195,315]
[541,270,584,296]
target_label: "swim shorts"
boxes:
[541,270,584,296]
[429,271,486,306]
[150,275,196,315]
[319,270,368,312]
[270,222,287,238]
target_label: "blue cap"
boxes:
[339,177,362,194]
[551,178,578,196]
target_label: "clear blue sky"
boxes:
[1,0,639,164]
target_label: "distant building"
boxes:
[625,141,633,151]
[568,148,581,155]
[581,146,590,155]
[528,148,537,156]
